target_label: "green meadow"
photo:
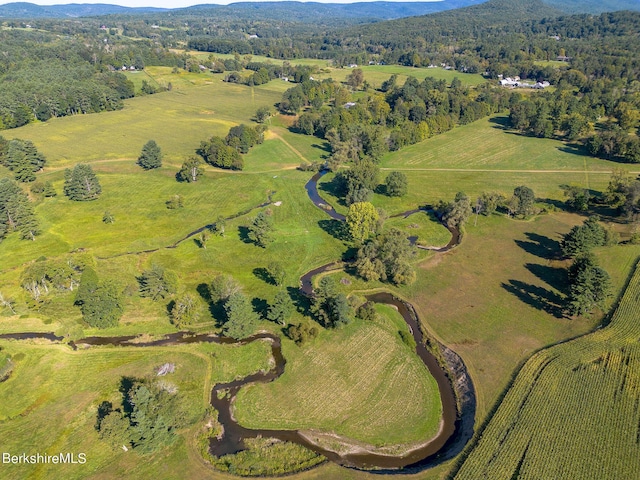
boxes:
[0,65,638,480]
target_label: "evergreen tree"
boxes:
[43,181,57,197]
[13,196,39,240]
[310,276,352,328]
[11,148,36,183]
[4,139,46,182]
[267,290,294,325]
[103,211,115,224]
[138,265,178,301]
[223,292,259,339]
[0,178,39,241]
[64,164,101,201]
[247,211,274,248]
[137,140,162,170]
[566,254,612,316]
[127,381,187,453]
[561,216,606,258]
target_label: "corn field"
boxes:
[456,261,640,479]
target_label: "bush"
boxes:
[399,330,417,350]
[287,322,318,345]
[356,301,377,321]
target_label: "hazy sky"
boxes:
[4,0,443,9]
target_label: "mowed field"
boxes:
[455,261,640,479]
[234,304,443,448]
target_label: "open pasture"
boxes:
[381,115,637,174]
[1,78,284,167]
[234,304,442,448]
[455,261,640,479]
[403,212,640,419]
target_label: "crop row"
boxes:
[456,262,640,479]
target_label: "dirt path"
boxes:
[269,129,311,165]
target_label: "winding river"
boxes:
[0,170,475,472]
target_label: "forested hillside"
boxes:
[545,0,640,14]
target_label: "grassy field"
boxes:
[1,77,283,167]
[380,115,637,173]
[178,51,485,87]
[234,304,442,448]
[0,338,272,480]
[386,209,452,248]
[455,260,640,479]
[405,213,640,420]
[1,56,639,480]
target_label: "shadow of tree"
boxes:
[525,263,568,294]
[119,376,137,415]
[311,141,332,156]
[251,297,269,319]
[515,232,562,260]
[318,177,347,207]
[253,267,275,285]
[287,286,311,316]
[319,219,350,242]
[488,116,510,130]
[374,183,387,195]
[95,400,113,430]
[558,142,593,158]
[196,283,226,326]
[237,226,252,244]
[502,279,565,318]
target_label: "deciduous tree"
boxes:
[177,156,203,183]
[170,293,200,328]
[385,171,408,197]
[346,201,379,243]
